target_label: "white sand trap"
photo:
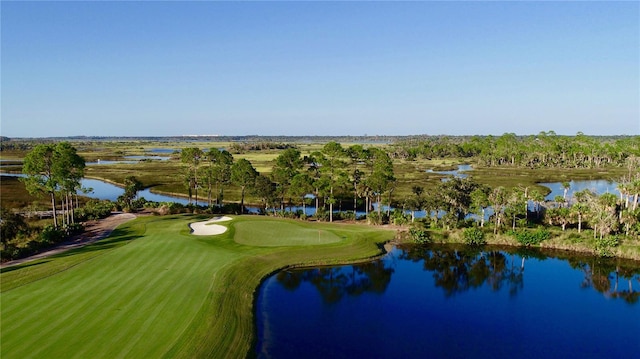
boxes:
[189,216,233,236]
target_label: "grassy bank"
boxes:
[0,215,394,358]
[399,226,640,261]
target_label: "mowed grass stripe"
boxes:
[1,215,395,358]
[1,217,180,358]
[46,218,217,359]
[1,220,161,357]
[1,229,156,357]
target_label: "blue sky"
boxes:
[2,1,638,137]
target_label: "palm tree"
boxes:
[489,186,508,234]
[562,181,571,200]
[572,189,595,233]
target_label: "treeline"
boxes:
[179,142,396,223]
[228,142,297,154]
[391,132,640,168]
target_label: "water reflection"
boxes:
[276,245,640,304]
[276,259,394,304]
[259,246,640,358]
[567,257,640,304]
[401,245,639,303]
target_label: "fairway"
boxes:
[0,215,394,358]
[233,217,342,246]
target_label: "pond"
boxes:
[426,164,473,179]
[0,174,200,206]
[255,245,640,359]
[539,180,619,201]
[86,155,171,165]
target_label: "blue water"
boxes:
[539,180,619,201]
[426,164,472,179]
[255,246,640,358]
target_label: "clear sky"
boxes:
[2,1,638,137]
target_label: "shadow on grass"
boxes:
[2,226,144,274]
[50,226,143,260]
[1,259,51,274]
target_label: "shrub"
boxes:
[463,227,486,245]
[314,208,330,222]
[409,227,432,244]
[341,211,357,221]
[594,235,620,257]
[510,228,550,246]
[391,209,409,226]
[367,211,388,225]
[38,225,65,245]
[75,199,114,221]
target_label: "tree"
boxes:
[181,147,204,205]
[271,148,303,211]
[53,142,85,226]
[253,174,277,214]
[346,145,367,212]
[365,148,395,220]
[231,158,258,214]
[572,189,595,233]
[319,142,347,222]
[289,172,314,216]
[561,181,571,200]
[119,176,144,210]
[436,177,478,229]
[22,144,59,227]
[21,142,85,229]
[489,186,508,234]
[409,185,424,223]
[470,186,490,227]
[208,149,234,206]
[592,193,618,239]
[619,208,638,237]
[506,187,527,230]
[546,206,570,231]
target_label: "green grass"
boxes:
[232,217,342,246]
[0,214,394,358]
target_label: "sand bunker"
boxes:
[189,216,233,236]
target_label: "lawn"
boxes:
[0,215,394,358]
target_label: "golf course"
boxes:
[0,215,394,358]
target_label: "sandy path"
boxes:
[1,212,137,268]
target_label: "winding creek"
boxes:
[255,245,640,358]
[1,164,621,212]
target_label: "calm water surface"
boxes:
[255,245,640,359]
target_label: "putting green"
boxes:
[0,215,395,359]
[233,218,342,246]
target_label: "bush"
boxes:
[367,211,388,225]
[341,211,357,221]
[594,235,620,257]
[409,227,432,244]
[463,227,486,246]
[510,228,550,246]
[38,225,65,245]
[314,208,330,222]
[75,199,114,221]
[391,209,410,226]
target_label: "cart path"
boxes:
[1,212,137,268]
